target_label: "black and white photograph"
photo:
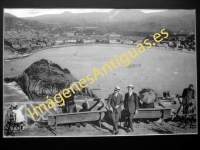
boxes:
[3,8,197,137]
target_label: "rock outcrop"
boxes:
[4,59,98,101]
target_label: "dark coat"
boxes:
[124,92,139,114]
[107,93,123,114]
[62,89,76,106]
[182,88,195,104]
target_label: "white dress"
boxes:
[13,105,25,123]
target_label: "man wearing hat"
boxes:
[124,85,138,132]
[107,86,123,135]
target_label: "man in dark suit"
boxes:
[124,85,138,132]
[62,89,76,113]
[107,86,123,135]
[182,84,195,115]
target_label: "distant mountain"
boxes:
[24,11,110,28]
[4,13,48,31]
[4,9,195,34]
[23,9,148,25]
[107,9,148,21]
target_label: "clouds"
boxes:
[4,9,113,17]
[4,9,165,18]
[4,9,69,17]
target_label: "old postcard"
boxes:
[3,9,197,137]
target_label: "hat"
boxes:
[127,85,134,89]
[189,84,193,87]
[114,86,120,91]
[82,103,88,108]
[13,102,18,107]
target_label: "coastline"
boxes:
[4,43,196,62]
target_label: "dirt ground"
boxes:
[7,118,197,137]
[4,83,197,137]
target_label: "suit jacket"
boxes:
[124,92,139,114]
[62,90,76,106]
[107,93,123,114]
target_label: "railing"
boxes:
[3,98,106,128]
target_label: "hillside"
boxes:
[23,9,195,34]
[4,13,48,31]
[4,9,195,35]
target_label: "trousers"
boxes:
[111,112,120,131]
[63,104,76,113]
[183,104,189,115]
[127,113,134,130]
[68,104,76,113]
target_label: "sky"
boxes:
[4,9,166,18]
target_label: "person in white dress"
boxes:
[12,102,25,131]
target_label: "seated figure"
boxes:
[4,105,16,136]
[79,103,90,112]
[163,91,170,99]
[78,100,103,127]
